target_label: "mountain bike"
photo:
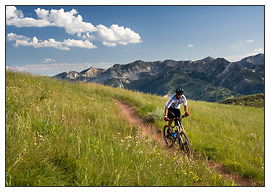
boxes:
[163,112,191,155]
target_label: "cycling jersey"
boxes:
[165,94,187,109]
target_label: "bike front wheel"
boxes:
[163,125,176,148]
[178,131,191,155]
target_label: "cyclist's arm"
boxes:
[165,96,173,117]
[183,96,188,113]
[184,105,188,113]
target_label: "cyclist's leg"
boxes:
[176,108,181,118]
[167,107,174,129]
[168,120,172,130]
[168,107,174,128]
[175,109,181,126]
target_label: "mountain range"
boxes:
[53,53,264,102]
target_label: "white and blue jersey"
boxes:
[165,94,187,109]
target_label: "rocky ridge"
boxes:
[53,54,264,102]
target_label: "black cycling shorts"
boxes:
[168,107,180,119]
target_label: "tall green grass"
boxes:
[103,86,264,183]
[6,71,264,186]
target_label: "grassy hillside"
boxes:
[218,94,264,108]
[6,71,264,186]
[123,71,240,102]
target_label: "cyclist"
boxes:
[164,87,189,130]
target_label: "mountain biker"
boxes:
[164,87,189,130]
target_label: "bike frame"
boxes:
[164,111,191,154]
[170,115,186,144]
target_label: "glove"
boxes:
[164,116,170,121]
[185,112,190,117]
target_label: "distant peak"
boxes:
[195,56,215,63]
[133,60,145,64]
[135,60,144,62]
[80,67,96,74]
[202,56,215,62]
[68,70,79,73]
[240,53,264,65]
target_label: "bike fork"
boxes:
[178,132,184,145]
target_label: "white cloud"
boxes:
[188,44,195,48]
[253,48,264,53]
[224,48,264,62]
[43,58,56,63]
[230,39,255,51]
[7,33,30,41]
[6,6,24,20]
[245,40,254,43]
[6,6,142,47]
[6,6,51,27]
[6,6,96,33]
[102,41,117,47]
[35,8,97,36]
[7,33,97,50]
[96,24,142,47]
[62,39,96,49]
[6,62,113,76]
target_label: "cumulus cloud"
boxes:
[6,6,51,27]
[7,33,97,50]
[7,33,30,41]
[6,6,142,47]
[96,24,142,47]
[6,6,96,34]
[188,44,195,48]
[35,8,97,36]
[6,6,24,19]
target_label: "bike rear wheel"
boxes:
[178,131,191,155]
[163,125,176,148]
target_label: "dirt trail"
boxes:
[116,99,256,186]
[116,99,165,146]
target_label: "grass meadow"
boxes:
[6,71,264,186]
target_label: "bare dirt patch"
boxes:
[116,99,165,146]
[206,161,255,186]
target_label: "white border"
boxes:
[1,1,269,192]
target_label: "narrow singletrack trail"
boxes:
[116,99,165,146]
[116,99,256,186]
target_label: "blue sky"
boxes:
[6,5,264,76]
